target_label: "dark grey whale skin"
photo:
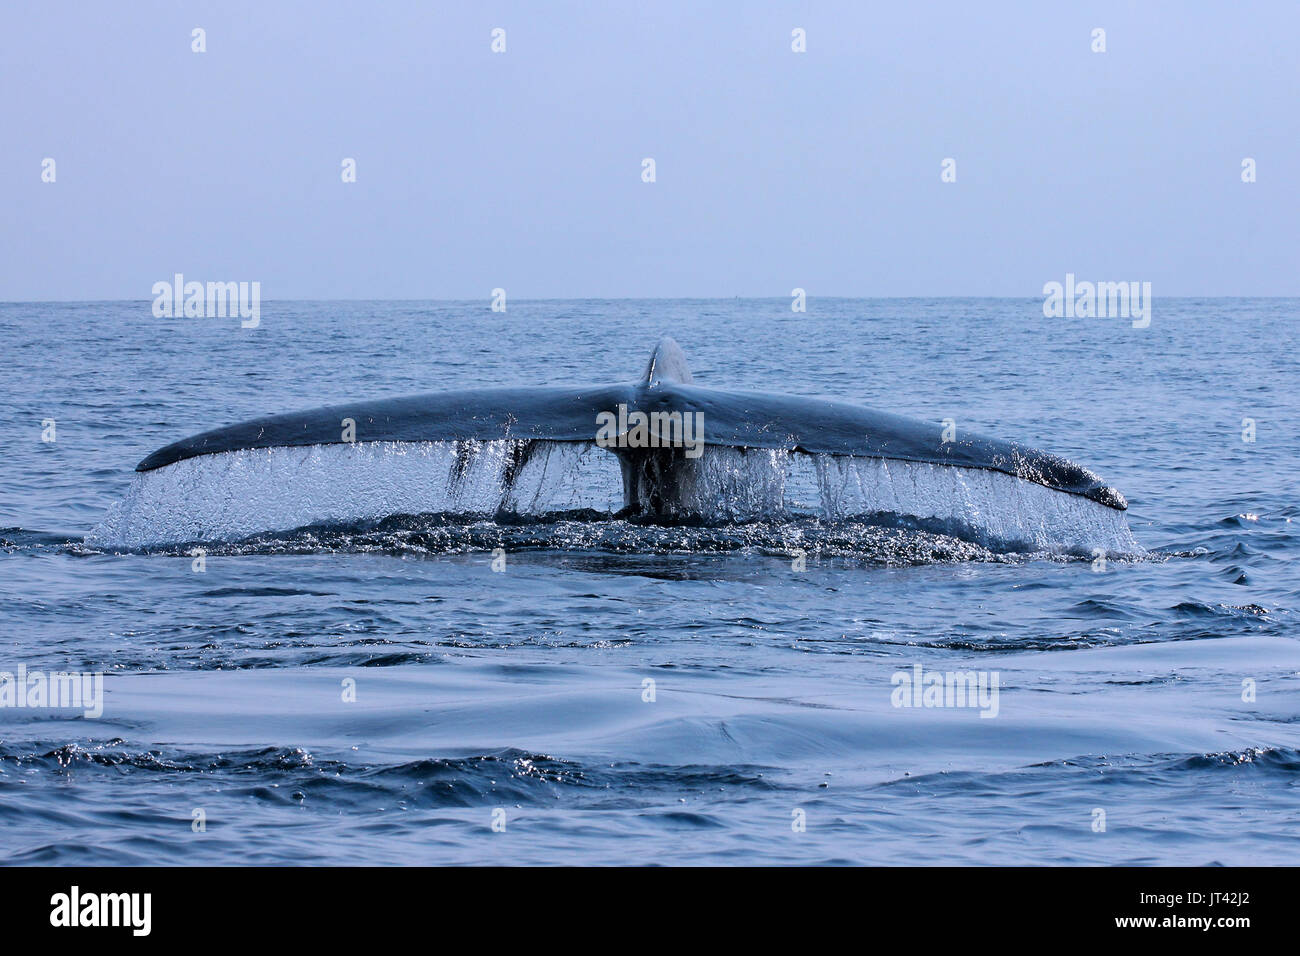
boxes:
[136,341,1126,511]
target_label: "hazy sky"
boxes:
[2,1,1296,299]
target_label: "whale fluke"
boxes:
[105,338,1134,551]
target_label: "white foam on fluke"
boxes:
[88,439,1139,555]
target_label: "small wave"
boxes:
[882,746,1300,796]
[1171,601,1270,619]
[0,528,81,551]
[0,740,782,810]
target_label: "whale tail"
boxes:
[103,335,1136,553]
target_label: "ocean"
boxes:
[2,297,1297,865]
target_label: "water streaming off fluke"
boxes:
[89,438,1138,555]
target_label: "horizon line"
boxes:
[3,294,1298,305]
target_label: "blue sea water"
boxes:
[1,297,1298,865]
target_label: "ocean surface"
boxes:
[2,297,1298,866]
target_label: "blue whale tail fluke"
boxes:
[93,338,1138,553]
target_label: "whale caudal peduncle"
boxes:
[641,336,694,387]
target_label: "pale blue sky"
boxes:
[2,1,1296,299]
